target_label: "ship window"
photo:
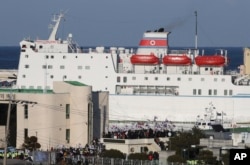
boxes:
[214,78,217,82]
[213,89,217,95]
[117,76,121,82]
[60,65,65,69]
[177,77,181,81]
[29,86,34,89]
[229,90,233,95]
[105,76,108,78]
[106,56,108,59]
[145,77,148,80]
[221,78,225,82]
[193,89,196,95]
[198,89,202,95]
[224,90,228,96]
[78,66,82,69]
[25,55,29,58]
[50,75,54,79]
[48,65,53,69]
[63,75,67,80]
[155,77,158,80]
[201,78,204,81]
[37,86,42,89]
[132,77,136,80]
[39,45,43,49]
[21,85,26,89]
[105,66,108,68]
[85,66,90,70]
[167,77,170,81]
[188,78,192,81]
[63,56,66,59]
[205,68,208,71]
[123,77,127,83]
[78,75,82,79]
[22,75,26,78]
[208,89,212,95]
[45,55,49,59]
[75,56,78,58]
[51,55,54,59]
[25,65,29,68]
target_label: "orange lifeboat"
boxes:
[130,54,159,65]
[163,55,191,65]
[195,55,226,66]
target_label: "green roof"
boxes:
[230,127,250,133]
[0,88,53,93]
[65,81,87,86]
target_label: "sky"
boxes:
[0,0,250,47]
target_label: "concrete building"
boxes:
[101,138,163,155]
[199,129,250,160]
[100,137,173,165]
[0,126,5,148]
[0,81,109,151]
[244,47,250,74]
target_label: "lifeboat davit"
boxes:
[195,55,226,66]
[163,55,191,65]
[130,54,159,65]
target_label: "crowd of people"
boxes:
[0,150,25,159]
[103,119,176,139]
[103,127,175,139]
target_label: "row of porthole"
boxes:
[117,76,226,83]
[41,55,110,59]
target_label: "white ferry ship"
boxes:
[16,13,250,125]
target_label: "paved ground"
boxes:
[0,159,32,165]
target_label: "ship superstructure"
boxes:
[16,13,250,124]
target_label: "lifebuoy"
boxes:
[150,40,156,46]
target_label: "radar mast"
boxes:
[48,12,64,41]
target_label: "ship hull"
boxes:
[109,94,250,124]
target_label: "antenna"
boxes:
[48,12,64,41]
[195,11,198,49]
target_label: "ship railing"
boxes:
[130,86,178,96]
[168,49,190,54]
[225,69,238,75]
[79,47,119,54]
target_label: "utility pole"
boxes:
[3,99,12,165]
[2,97,37,165]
